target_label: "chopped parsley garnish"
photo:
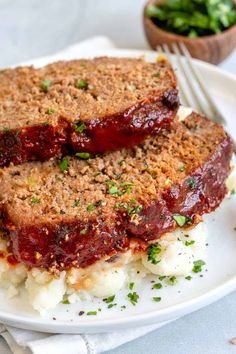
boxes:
[185,276,192,281]
[103,295,115,303]
[59,157,69,172]
[75,79,88,90]
[173,214,193,227]
[127,292,139,305]
[118,160,126,166]
[120,181,133,194]
[41,79,52,92]
[75,152,91,160]
[86,311,97,316]
[145,0,236,37]
[87,204,96,212]
[147,244,161,265]
[152,72,160,78]
[114,202,143,215]
[185,240,195,246]
[168,276,178,286]
[80,228,87,235]
[159,276,166,281]
[62,299,70,304]
[231,189,236,195]
[152,296,161,302]
[127,204,143,215]
[106,180,133,196]
[47,108,55,115]
[2,127,10,133]
[108,303,117,309]
[152,283,162,289]
[121,305,126,310]
[129,282,134,290]
[234,227,236,231]
[31,196,40,204]
[73,199,80,207]
[42,121,49,126]
[109,185,120,195]
[187,177,197,189]
[74,122,86,133]
[179,165,185,172]
[192,260,206,273]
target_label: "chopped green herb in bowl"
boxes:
[145,0,236,37]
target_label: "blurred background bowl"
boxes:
[143,0,236,64]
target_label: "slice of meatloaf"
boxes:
[0,57,179,167]
[0,113,233,271]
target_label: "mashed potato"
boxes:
[0,222,207,314]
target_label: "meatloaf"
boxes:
[0,113,233,271]
[0,57,179,167]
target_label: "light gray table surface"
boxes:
[0,1,236,353]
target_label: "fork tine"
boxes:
[157,44,190,107]
[171,42,207,115]
[179,42,226,125]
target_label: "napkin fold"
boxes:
[0,36,176,354]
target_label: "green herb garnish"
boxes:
[2,127,10,133]
[145,0,236,37]
[59,157,69,172]
[192,260,206,273]
[103,295,115,304]
[62,299,70,304]
[152,297,161,302]
[187,177,197,189]
[185,276,192,281]
[168,276,178,286]
[80,228,87,235]
[231,189,236,195]
[173,214,193,227]
[152,72,160,78]
[147,244,161,265]
[86,311,97,316]
[127,292,139,306]
[47,108,55,115]
[41,79,52,92]
[87,204,96,212]
[107,303,117,309]
[129,282,134,290]
[75,122,86,133]
[185,240,195,246]
[31,196,40,204]
[159,276,166,281]
[118,160,126,166]
[152,283,162,289]
[75,79,88,89]
[75,152,91,160]
[73,199,80,207]
[179,165,185,172]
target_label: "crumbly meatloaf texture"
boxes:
[0,57,179,167]
[0,113,233,271]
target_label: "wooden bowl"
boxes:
[143,0,236,64]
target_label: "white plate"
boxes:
[0,49,235,333]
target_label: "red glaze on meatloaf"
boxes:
[0,113,233,271]
[0,57,179,167]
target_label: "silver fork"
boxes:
[157,42,236,153]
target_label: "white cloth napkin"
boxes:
[0,36,177,354]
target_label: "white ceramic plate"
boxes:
[0,49,235,333]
